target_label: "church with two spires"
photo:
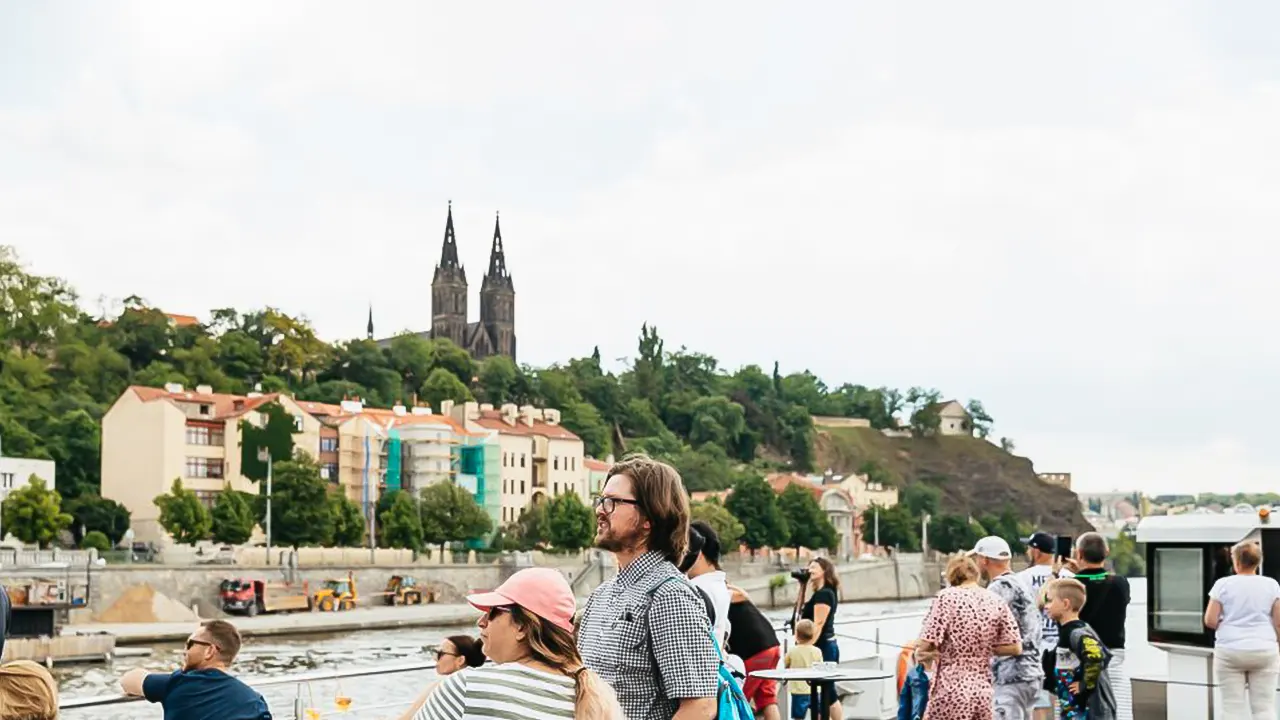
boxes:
[371,202,517,362]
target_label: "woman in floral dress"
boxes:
[917,555,1024,720]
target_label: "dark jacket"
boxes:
[897,664,929,720]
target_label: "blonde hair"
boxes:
[511,606,624,720]
[0,661,58,720]
[1048,578,1087,612]
[945,555,980,587]
[795,619,817,643]
[1233,541,1262,571]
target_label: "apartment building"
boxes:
[442,400,587,526]
[585,457,611,497]
[101,384,276,541]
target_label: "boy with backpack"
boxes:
[1044,578,1116,719]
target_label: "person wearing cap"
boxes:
[576,454,720,720]
[1017,531,1062,720]
[399,567,623,720]
[969,536,1043,719]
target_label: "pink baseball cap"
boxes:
[466,568,576,632]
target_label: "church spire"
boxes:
[438,201,460,269]
[366,305,374,340]
[486,211,509,280]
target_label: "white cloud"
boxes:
[3,2,1279,496]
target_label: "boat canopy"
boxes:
[1136,509,1271,545]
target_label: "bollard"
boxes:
[293,684,305,720]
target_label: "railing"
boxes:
[62,661,436,718]
[63,610,933,718]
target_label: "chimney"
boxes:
[519,405,536,427]
[463,401,480,421]
[605,453,615,465]
[340,398,363,414]
[392,404,407,416]
[543,408,561,425]
[479,403,494,412]
[195,384,213,395]
[163,382,183,393]
[440,400,456,417]
[411,406,431,416]
[247,391,263,399]
[500,403,518,426]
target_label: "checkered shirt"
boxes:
[577,551,720,720]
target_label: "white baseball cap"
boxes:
[968,536,1012,559]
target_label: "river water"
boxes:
[59,579,1154,720]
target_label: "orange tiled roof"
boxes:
[584,458,611,472]
[472,409,581,441]
[766,472,823,498]
[165,313,201,327]
[129,386,277,419]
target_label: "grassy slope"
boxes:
[814,427,1091,534]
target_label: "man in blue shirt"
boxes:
[120,619,271,720]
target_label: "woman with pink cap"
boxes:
[398,568,623,720]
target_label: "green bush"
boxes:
[81,530,111,553]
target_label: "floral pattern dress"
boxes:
[920,586,1022,720]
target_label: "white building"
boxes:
[0,457,55,496]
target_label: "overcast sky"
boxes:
[3,2,1278,496]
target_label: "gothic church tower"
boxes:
[431,202,468,348]
[480,212,517,362]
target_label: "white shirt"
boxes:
[689,570,732,649]
[1210,574,1280,651]
[1017,563,1061,647]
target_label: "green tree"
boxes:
[478,355,519,405]
[1000,437,1016,453]
[3,477,73,548]
[860,503,919,551]
[909,403,941,438]
[513,502,552,550]
[240,403,297,482]
[929,513,983,554]
[330,492,367,547]
[265,458,335,547]
[81,530,111,552]
[386,334,436,400]
[902,483,941,519]
[210,485,256,545]
[419,482,493,553]
[546,492,595,551]
[64,494,131,545]
[154,478,212,545]
[965,399,994,439]
[725,474,789,556]
[45,409,101,499]
[691,500,746,549]
[430,339,476,386]
[380,490,423,550]
[777,484,838,552]
[420,367,473,410]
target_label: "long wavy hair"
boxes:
[508,606,624,720]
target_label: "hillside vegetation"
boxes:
[816,426,1091,534]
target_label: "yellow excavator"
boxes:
[311,571,357,612]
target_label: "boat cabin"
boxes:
[1136,507,1279,719]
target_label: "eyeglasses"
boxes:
[593,496,639,515]
[435,650,459,660]
[486,606,512,622]
[185,639,216,651]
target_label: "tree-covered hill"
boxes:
[1,245,1077,532]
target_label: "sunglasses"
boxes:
[185,638,216,651]
[435,650,459,660]
[485,606,512,622]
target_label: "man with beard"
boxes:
[576,454,720,720]
[119,620,271,720]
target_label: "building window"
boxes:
[320,437,339,453]
[321,463,339,481]
[198,404,211,416]
[184,457,225,479]
[572,457,576,471]
[520,454,526,468]
[554,482,559,495]
[293,415,304,432]
[191,490,220,510]
[554,456,559,470]
[520,480,526,495]
[185,425,225,446]
[0,473,13,489]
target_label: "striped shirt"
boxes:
[412,664,576,720]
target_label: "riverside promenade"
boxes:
[67,602,482,645]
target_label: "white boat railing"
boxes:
[62,611,932,718]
